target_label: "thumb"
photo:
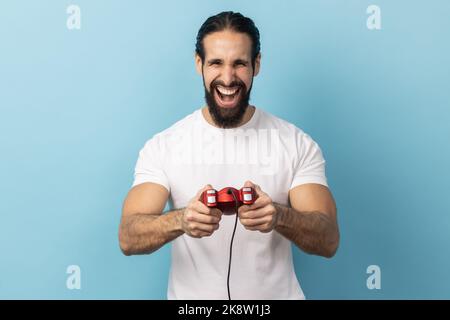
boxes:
[243,180,263,196]
[196,184,214,201]
[243,180,255,188]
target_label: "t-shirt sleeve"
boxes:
[290,131,328,190]
[131,135,170,192]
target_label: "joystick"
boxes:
[201,187,256,214]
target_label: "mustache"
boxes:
[210,80,245,90]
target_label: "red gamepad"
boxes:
[201,187,256,215]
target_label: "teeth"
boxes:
[217,86,239,96]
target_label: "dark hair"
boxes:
[195,11,261,67]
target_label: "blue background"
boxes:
[1,0,449,299]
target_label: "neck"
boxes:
[201,105,256,129]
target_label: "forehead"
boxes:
[202,30,252,59]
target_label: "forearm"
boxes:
[273,203,339,258]
[119,209,184,256]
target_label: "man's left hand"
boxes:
[238,181,278,233]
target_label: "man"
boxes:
[119,11,339,300]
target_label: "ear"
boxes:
[195,53,203,75]
[253,53,261,77]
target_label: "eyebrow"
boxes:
[206,58,249,65]
[207,58,223,65]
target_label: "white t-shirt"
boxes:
[132,107,328,300]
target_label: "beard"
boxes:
[203,77,253,128]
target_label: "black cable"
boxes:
[227,188,239,300]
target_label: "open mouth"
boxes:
[214,85,241,108]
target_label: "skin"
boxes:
[119,30,340,258]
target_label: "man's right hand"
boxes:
[180,185,223,238]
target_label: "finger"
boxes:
[190,200,212,215]
[195,184,214,200]
[242,181,267,211]
[239,216,271,227]
[208,208,223,218]
[239,196,268,212]
[245,223,272,233]
[189,230,214,238]
[191,201,223,218]
[238,196,272,214]
[239,207,267,219]
[243,180,255,188]
[187,211,221,224]
[243,180,264,197]
[190,222,219,233]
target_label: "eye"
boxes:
[235,61,248,67]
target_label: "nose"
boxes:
[220,64,236,86]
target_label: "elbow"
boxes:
[120,244,133,257]
[119,241,133,256]
[322,243,338,258]
[118,227,133,256]
[323,232,340,258]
